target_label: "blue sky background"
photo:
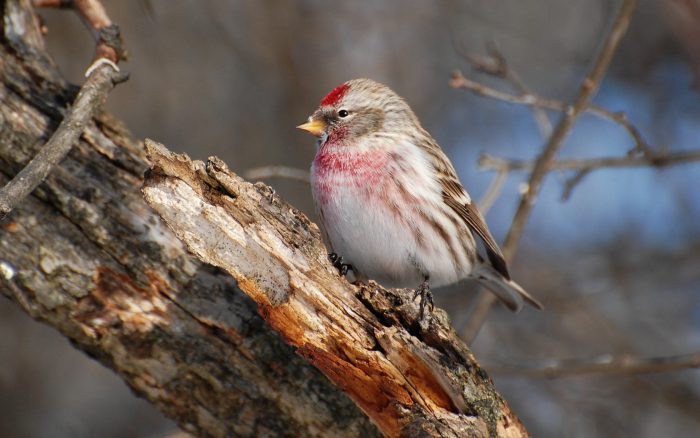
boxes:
[440,58,700,251]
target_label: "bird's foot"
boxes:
[413,279,434,321]
[328,253,354,277]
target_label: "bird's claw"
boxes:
[413,279,434,321]
[329,253,354,277]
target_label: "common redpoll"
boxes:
[298,78,543,317]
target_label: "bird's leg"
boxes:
[328,253,354,277]
[413,276,434,320]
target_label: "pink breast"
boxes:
[312,146,389,204]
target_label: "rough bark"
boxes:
[0,1,528,437]
[142,140,529,438]
[0,1,377,437]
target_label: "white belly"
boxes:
[312,171,475,289]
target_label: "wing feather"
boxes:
[413,128,511,279]
[441,178,510,279]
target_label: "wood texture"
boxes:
[0,1,528,437]
[0,1,376,436]
[142,140,529,438]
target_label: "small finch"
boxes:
[298,78,543,317]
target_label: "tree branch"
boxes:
[0,0,125,218]
[449,71,652,157]
[479,150,700,173]
[478,169,508,214]
[245,165,311,183]
[142,140,530,438]
[1,2,378,436]
[0,63,125,218]
[454,45,553,138]
[478,149,700,200]
[488,352,700,378]
[460,0,639,342]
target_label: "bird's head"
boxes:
[297,78,418,144]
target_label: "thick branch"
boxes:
[461,0,639,342]
[142,140,529,438]
[0,2,377,436]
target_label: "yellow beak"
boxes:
[296,118,327,137]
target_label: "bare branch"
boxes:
[478,149,700,200]
[460,0,639,343]
[456,46,553,138]
[479,149,700,172]
[32,0,72,7]
[73,0,124,63]
[0,63,126,218]
[488,352,700,378]
[561,169,591,201]
[244,165,310,184]
[449,71,653,157]
[34,0,124,63]
[0,0,126,218]
[477,169,508,214]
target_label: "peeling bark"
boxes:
[0,1,529,437]
[142,141,529,438]
[0,1,377,437]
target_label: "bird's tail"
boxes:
[471,264,544,312]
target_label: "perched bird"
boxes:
[298,78,543,317]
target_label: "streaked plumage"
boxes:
[299,78,542,314]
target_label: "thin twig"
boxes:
[561,169,591,201]
[0,64,126,218]
[32,0,72,7]
[477,169,508,214]
[460,0,639,343]
[244,166,310,184]
[35,0,124,63]
[488,352,700,378]
[0,0,127,218]
[458,48,553,138]
[478,150,700,172]
[478,149,700,200]
[74,0,124,63]
[449,71,653,158]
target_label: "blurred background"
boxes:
[1,0,699,437]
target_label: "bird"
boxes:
[297,78,543,318]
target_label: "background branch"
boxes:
[456,46,553,137]
[460,0,639,343]
[244,165,311,183]
[488,352,700,378]
[479,150,700,173]
[479,149,700,200]
[449,71,653,158]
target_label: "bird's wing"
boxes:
[440,177,510,279]
[418,133,510,279]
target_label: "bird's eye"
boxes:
[338,109,349,118]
